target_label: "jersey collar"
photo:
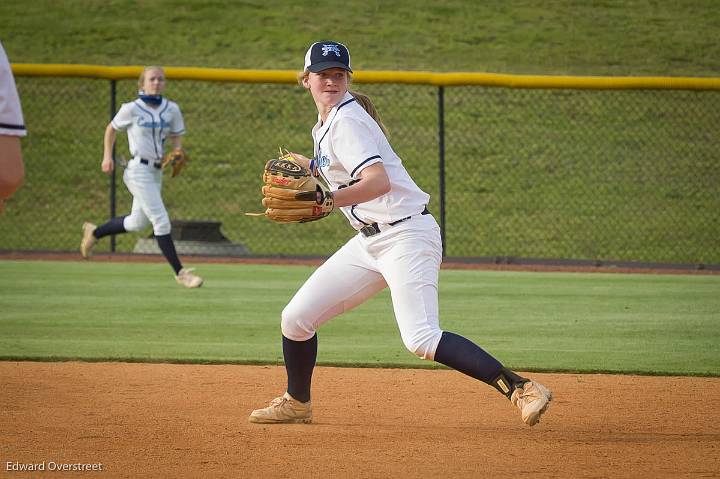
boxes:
[313,92,356,141]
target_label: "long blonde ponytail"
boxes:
[350,90,388,136]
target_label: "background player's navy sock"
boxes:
[434,331,505,383]
[155,233,183,274]
[283,334,317,403]
[93,216,127,239]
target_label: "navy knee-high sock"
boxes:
[93,216,127,239]
[434,331,527,398]
[155,233,183,275]
[283,334,317,403]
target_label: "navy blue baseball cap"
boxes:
[303,41,352,73]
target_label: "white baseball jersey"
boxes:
[111,98,185,161]
[0,41,26,137]
[312,92,430,230]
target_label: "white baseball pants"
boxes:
[121,158,172,236]
[281,213,444,360]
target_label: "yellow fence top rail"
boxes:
[12,63,720,90]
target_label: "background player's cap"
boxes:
[304,41,352,73]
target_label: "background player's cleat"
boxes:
[510,380,552,426]
[175,268,203,288]
[249,392,312,424]
[80,222,97,259]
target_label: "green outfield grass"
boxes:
[1,260,718,376]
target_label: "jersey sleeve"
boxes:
[0,42,27,137]
[169,103,185,136]
[331,116,382,178]
[111,103,134,131]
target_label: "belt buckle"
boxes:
[360,224,380,237]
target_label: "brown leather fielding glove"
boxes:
[246,153,334,223]
[162,148,188,178]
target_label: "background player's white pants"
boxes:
[121,158,171,236]
[282,214,444,360]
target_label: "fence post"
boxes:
[438,86,446,256]
[109,80,117,252]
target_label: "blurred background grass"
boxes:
[2,0,719,76]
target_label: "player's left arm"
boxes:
[0,135,24,213]
[331,162,390,208]
[329,116,390,207]
[168,134,183,151]
[168,102,185,152]
[163,106,187,176]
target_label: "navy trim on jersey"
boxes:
[135,100,171,160]
[350,205,371,225]
[350,155,381,178]
[158,102,170,117]
[0,122,25,130]
[316,97,356,148]
[340,177,370,226]
[313,96,365,224]
[314,97,357,189]
[339,98,356,108]
[157,102,171,156]
[134,101,159,159]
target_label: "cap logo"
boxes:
[321,44,342,57]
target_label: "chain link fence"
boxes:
[1,69,718,266]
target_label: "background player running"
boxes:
[249,41,552,425]
[81,66,202,288]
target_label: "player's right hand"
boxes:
[101,157,114,175]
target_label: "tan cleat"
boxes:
[511,380,553,426]
[249,392,312,424]
[80,222,97,259]
[176,268,203,288]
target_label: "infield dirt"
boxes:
[2,362,718,478]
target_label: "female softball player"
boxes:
[249,41,552,425]
[80,66,202,288]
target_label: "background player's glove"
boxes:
[246,153,334,223]
[162,148,188,178]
